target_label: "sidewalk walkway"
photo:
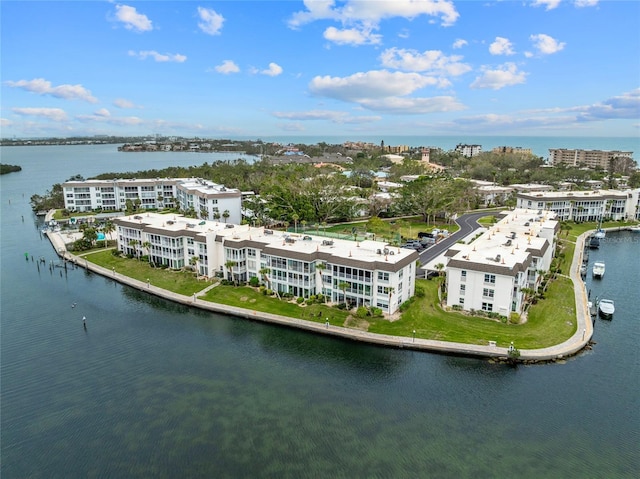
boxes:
[45,228,595,362]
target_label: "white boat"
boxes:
[594,228,606,239]
[629,226,640,233]
[598,299,615,318]
[592,261,605,278]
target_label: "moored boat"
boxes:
[598,299,615,319]
[592,261,605,279]
[594,228,606,239]
[589,236,600,249]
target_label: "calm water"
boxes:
[1,144,639,478]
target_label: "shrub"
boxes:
[356,306,369,318]
[414,285,425,298]
[336,303,347,310]
[249,276,260,287]
[509,313,521,324]
[370,307,383,317]
[296,297,304,304]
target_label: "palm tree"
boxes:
[103,221,115,246]
[190,256,199,277]
[387,286,396,312]
[338,281,350,306]
[316,262,327,297]
[222,209,230,223]
[225,260,237,285]
[142,241,152,264]
[213,210,221,222]
[292,213,299,233]
[301,219,307,232]
[128,239,139,260]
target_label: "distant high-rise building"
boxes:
[455,144,482,158]
[549,148,633,170]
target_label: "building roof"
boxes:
[114,213,419,272]
[445,208,557,275]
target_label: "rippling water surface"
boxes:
[1,145,638,478]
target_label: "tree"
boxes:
[213,210,221,222]
[338,281,350,306]
[190,256,199,275]
[225,260,237,285]
[128,239,140,259]
[103,222,115,244]
[222,209,230,223]
[292,213,299,233]
[316,262,327,296]
[387,286,395,312]
[142,241,152,263]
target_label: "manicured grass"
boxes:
[83,249,208,296]
[202,286,350,326]
[316,216,458,242]
[368,278,576,349]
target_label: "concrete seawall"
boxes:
[45,227,595,362]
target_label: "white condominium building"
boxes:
[549,148,633,170]
[113,213,419,314]
[62,178,242,224]
[445,208,558,317]
[516,188,640,221]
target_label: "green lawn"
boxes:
[365,278,576,349]
[83,249,209,296]
[201,286,351,326]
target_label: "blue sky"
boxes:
[1,0,639,139]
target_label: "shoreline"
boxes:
[44,225,598,363]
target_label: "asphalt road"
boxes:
[418,211,492,272]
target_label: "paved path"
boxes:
[44,224,596,362]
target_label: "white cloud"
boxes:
[113,98,138,109]
[575,0,599,7]
[489,37,515,56]
[4,78,98,103]
[197,7,224,35]
[379,48,471,76]
[529,34,565,55]
[323,26,381,45]
[272,109,381,124]
[1,118,13,127]
[114,4,152,32]
[531,0,562,10]
[12,107,68,121]
[94,108,111,117]
[129,50,187,62]
[261,63,283,77]
[215,60,240,74]
[76,112,144,125]
[470,63,527,90]
[357,96,465,114]
[576,89,640,121]
[289,0,459,45]
[452,39,468,49]
[310,70,438,101]
[308,70,465,114]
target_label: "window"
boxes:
[459,284,466,295]
[484,273,496,284]
[378,271,389,282]
[482,288,494,298]
[482,302,493,312]
[459,298,464,306]
[461,270,467,281]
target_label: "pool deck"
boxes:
[44,225,600,362]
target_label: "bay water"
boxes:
[1,143,638,478]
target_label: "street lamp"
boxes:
[413,330,416,343]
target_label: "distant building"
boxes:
[62,178,242,223]
[113,213,419,314]
[455,144,482,158]
[492,146,533,156]
[549,148,633,170]
[516,188,640,221]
